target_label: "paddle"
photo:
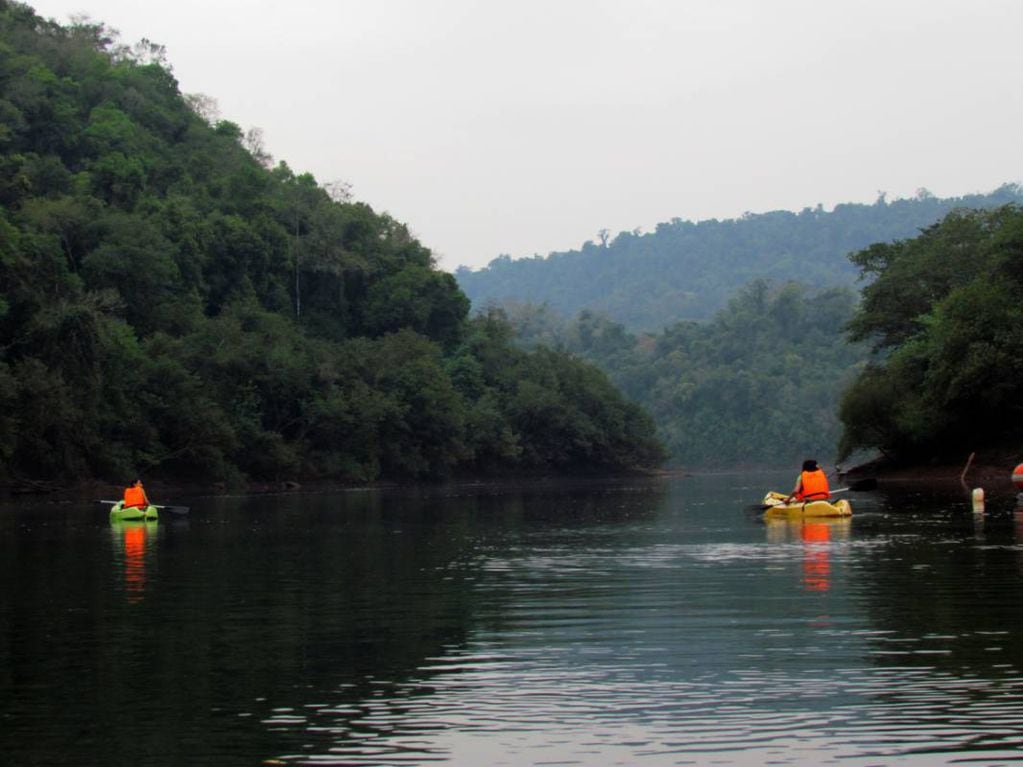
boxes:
[99,500,191,515]
[841,477,877,492]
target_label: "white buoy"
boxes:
[972,487,985,514]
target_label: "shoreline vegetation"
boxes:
[844,455,1019,489]
[2,5,1019,493]
[6,457,1019,507]
[3,467,673,503]
[0,3,665,490]
[835,205,1023,476]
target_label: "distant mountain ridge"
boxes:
[455,186,1023,331]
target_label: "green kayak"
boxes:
[109,501,159,522]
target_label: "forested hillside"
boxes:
[502,280,869,468]
[839,205,1023,464]
[457,186,1023,331]
[500,203,1023,470]
[0,2,664,488]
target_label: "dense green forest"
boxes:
[498,203,1023,470]
[501,280,868,468]
[0,2,664,488]
[838,205,1023,464]
[456,186,1023,331]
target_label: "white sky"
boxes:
[26,0,1023,271]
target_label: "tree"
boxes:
[0,3,665,488]
[456,186,1023,331]
[838,205,1023,461]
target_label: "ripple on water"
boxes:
[255,512,1023,766]
[258,639,1023,766]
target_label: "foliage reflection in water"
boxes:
[3,475,1023,765]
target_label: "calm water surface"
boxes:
[3,474,1023,766]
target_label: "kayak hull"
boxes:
[110,501,159,521]
[762,491,852,518]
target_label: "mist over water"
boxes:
[3,474,1022,766]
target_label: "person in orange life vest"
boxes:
[788,459,830,502]
[122,478,150,509]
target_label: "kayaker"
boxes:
[122,478,150,509]
[787,459,830,503]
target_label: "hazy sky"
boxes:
[27,0,1023,271]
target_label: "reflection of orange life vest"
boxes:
[802,522,831,592]
[123,485,147,508]
[796,469,829,501]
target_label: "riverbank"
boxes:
[1,467,677,505]
[0,476,366,504]
[6,456,1019,506]
[842,450,1020,494]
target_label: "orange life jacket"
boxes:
[123,485,147,508]
[796,469,829,501]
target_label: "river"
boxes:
[3,473,1023,766]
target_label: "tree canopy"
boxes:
[0,2,664,487]
[456,186,1023,331]
[503,280,869,468]
[838,205,1023,462]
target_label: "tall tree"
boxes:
[839,206,1023,461]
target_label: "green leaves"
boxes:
[505,281,865,468]
[839,205,1023,461]
[457,187,1023,332]
[0,4,666,486]
[362,265,469,349]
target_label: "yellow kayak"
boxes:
[762,491,852,518]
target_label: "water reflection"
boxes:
[9,478,1023,765]
[110,520,158,603]
[764,517,851,592]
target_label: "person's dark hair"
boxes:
[132,478,143,486]
[801,460,818,472]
